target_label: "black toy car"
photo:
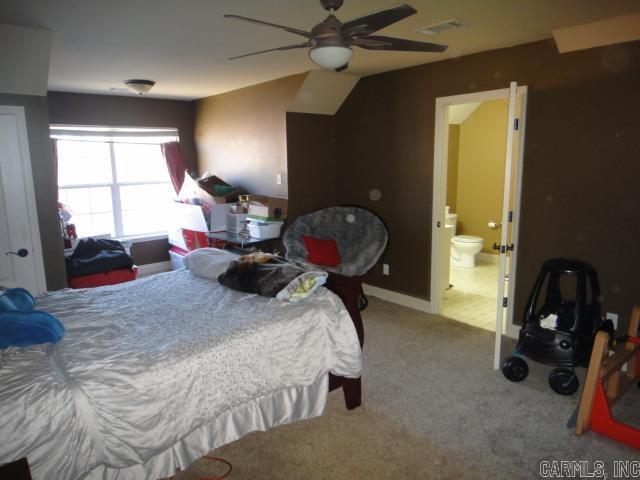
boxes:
[502,258,613,395]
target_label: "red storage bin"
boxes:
[69,267,138,289]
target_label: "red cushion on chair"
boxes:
[302,235,341,267]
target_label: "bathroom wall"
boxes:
[446,125,460,212]
[455,100,508,253]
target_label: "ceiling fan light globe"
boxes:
[309,46,352,69]
[123,79,155,95]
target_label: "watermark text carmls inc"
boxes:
[539,460,640,478]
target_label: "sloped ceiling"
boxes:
[448,102,481,125]
[1,0,640,100]
[288,71,359,115]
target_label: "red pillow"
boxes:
[302,235,341,267]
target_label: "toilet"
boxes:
[445,207,484,268]
[451,235,484,268]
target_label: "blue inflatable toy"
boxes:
[0,288,65,348]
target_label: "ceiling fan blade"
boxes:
[334,63,349,73]
[342,4,417,37]
[354,35,447,52]
[229,42,310,60]
[224,14,312,38]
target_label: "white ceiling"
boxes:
[2,0,640,100]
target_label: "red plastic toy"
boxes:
[576,307,640,449]
[69,267,138,289]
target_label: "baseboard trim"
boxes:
[477,252,500,264]
[505,323,521,340]
[363,284,432,313]
[137,261,172,276]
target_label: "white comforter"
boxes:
[0,269,362,479]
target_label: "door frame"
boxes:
[0,105,47,293]
[429,86,528,339]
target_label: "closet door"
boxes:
[0,106,47,293]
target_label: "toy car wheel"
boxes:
[501,356,529,382]
[548,368,579,395]
[357,293,368,311]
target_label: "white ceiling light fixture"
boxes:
[123,79,156,95]
[309,45,353,69]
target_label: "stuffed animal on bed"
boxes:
[0,288,65,349]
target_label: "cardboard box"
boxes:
[246,196,288,221]
[197,173,239,203]
[179,173,238,205]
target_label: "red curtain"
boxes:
[161,141,188,194]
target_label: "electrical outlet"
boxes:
[606,312,618,331]
[276,173,282,185]
[383,264,390,275]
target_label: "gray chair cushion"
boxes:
[283,207,388,277]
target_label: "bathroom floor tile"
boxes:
[442,261,502,332]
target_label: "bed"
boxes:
[0,268,362,479]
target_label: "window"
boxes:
[54,127,178,239]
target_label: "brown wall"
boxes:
[0,94,67,290]
[130,238,169,265]
[334,39,640,329]
[286,112,337,221]
[47,92,198,171]
[47,91,196,266]
[194,74,306,198]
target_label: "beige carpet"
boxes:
[176,297,639,480]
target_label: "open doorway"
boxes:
[442,99,506,331]
[430,84,528,367]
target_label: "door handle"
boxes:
[491,243,514,254]
[5,249,28,258]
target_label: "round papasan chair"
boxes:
[283,206,388,410]
[283,206,389,312]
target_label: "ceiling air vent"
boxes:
[417,19,464,36]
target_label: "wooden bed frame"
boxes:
[325,272,364,410]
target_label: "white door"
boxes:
[0,106,47,293]
[493,83,527,368]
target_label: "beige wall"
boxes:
[446,125,460,212]
[455,100,508,253]
[194,74,306,197]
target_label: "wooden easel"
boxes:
[575,306,640,449]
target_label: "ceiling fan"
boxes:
[225,0,447,72]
